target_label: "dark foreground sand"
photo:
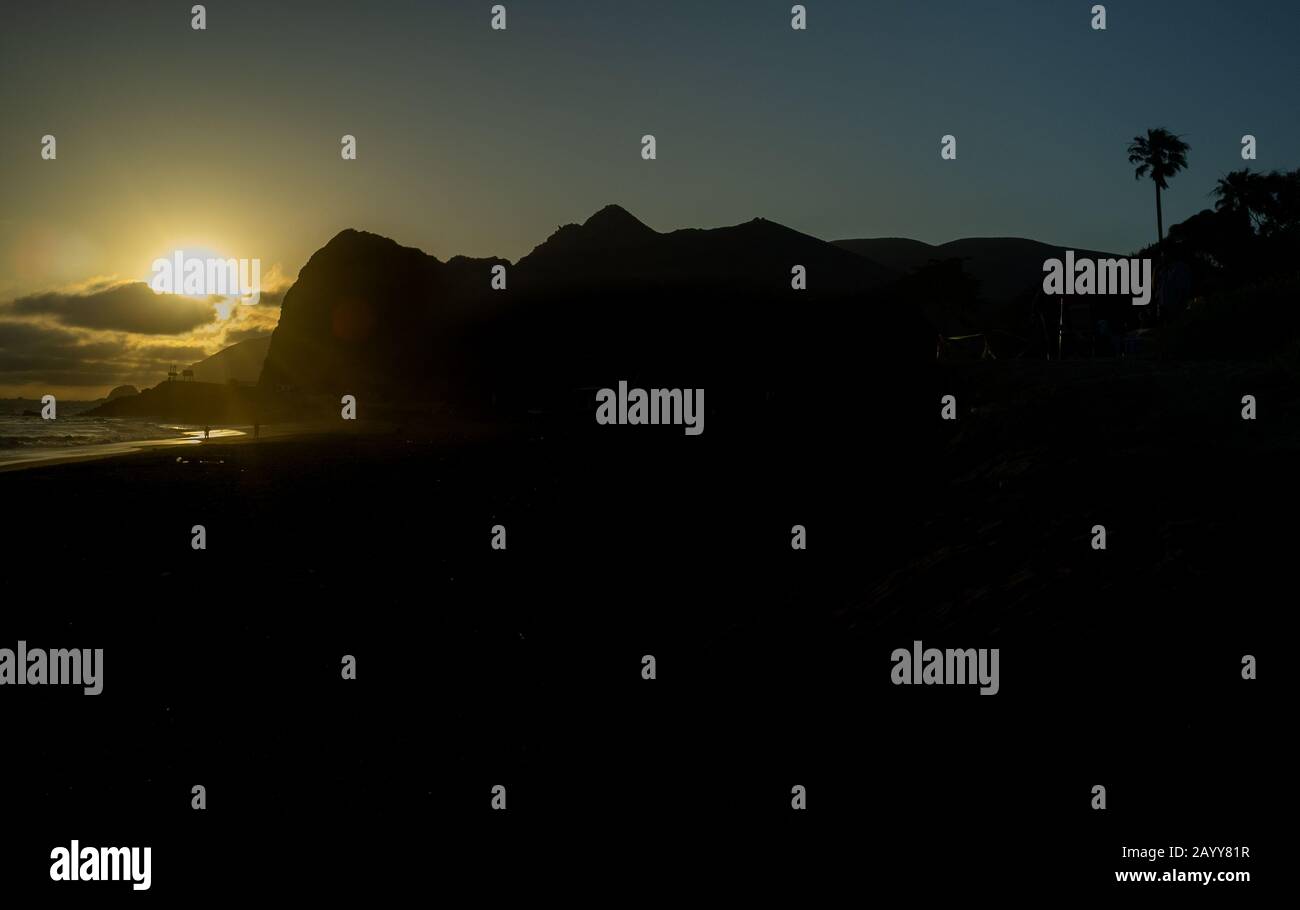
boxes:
[1,359,1285,889]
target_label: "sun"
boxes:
[142,245,227,297]
[143,245,255,319]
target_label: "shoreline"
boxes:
[0,414,518,475]
[0,422,335,473]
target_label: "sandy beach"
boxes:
[0,358,1283,893]
[0,421,352,472]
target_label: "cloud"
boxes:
[0,318,223,389]
[256,262,293,307]
[9,280,218,334]
[0,319,130,379]
[132,343,210,362]
[223,326,274,344]
[0,270,288,394]
[213,300,280,340]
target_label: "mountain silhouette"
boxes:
[571,203,658,243]
[833,236,1118,306]
[514,205,899,292]
[259,207,934,444]
[260,228,506,400]
[187,336,272,385]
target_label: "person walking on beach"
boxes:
[203,425,210,439]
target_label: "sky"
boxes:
[1,0,1297,396]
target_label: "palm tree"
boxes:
[1212,169,1253,215]
[1127,128,1190,246]
[1214,169,1300,237]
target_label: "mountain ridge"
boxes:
[833,235,1120,305]
[257,204,932,414]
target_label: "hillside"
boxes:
[187,336,272,385]
[833,236,1119,305]
[258,206,928,425]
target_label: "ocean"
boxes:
[0,400,235,466]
